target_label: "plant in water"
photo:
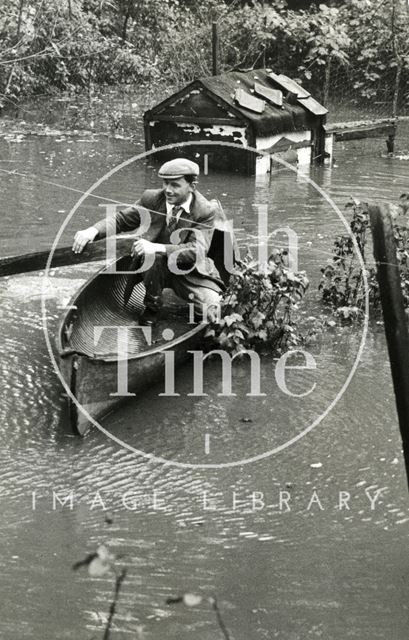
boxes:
[166,593,232,640]
[73,545,233,639]
[319,198,376,321]
[73,544,127,640]
[206,249,309,355]
[319,196,409,322]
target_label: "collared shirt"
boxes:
[165,193,193,226]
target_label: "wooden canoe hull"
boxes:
[56,254,209,435]
[56,225,236,435]
[58,323,205,436]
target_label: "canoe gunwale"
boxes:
[55,258,112,355]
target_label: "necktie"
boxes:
[168,205,181,234]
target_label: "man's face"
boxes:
[162,177,193,206]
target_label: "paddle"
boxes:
[0,235,137,277]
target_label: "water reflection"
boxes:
[1,135,409,639]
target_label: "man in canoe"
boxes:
[72,158,224,324]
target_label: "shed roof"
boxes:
[200,70,326,135]
[147,69,327,137]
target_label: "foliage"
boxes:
[0,0,160,108]
[296,3,351,102]
[1,0,409,112]
[340,0,409,103]
[319,196,409,322]
[206,250,309,355]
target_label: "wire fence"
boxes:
[324,65,409,123]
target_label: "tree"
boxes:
[297,4,351,104]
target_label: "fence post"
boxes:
[369,204,409,490]
[212,21,220,76]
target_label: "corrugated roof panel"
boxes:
[268,72,310,98]
[298,95,328,116]
[268,72,327,115]
[261,137,313,154]
[254,82,283,107]
[234,88,265,114]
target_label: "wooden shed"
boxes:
[143,69,329,175]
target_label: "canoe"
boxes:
[56,227,234,436]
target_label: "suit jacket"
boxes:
[93,188,225,282]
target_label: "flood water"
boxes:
[1,128,409,639]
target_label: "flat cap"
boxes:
[158,158,200,179]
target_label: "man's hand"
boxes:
[73,227,98,254]
[131,238,165,258]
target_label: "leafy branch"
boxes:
[319,195,409,322]
[206,250,309,355]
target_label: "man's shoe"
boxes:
[139,307,159,326]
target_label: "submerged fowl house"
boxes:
[143,69,329,175]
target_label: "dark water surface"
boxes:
[1,131,409,639]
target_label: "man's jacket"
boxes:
[93,188,224,282]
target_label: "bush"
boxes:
[206,249,309,355]
[1,1,408,114]
[319,196,409,322]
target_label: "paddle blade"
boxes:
[0,236,135,277]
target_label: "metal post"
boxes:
[369,204,409,490]
[212,21,220,76]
